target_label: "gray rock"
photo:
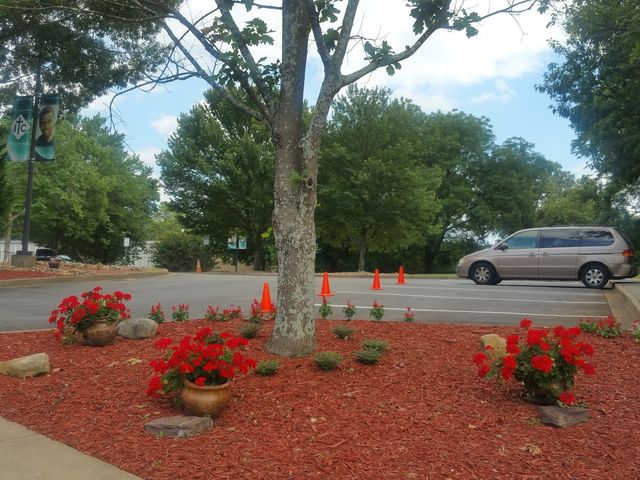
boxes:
[144,416,213,438]
[118,318,158,339]
[538,405,589,428]
[0,353,50,378]
[479,334,506,362]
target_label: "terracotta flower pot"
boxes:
[180,379,231,417]
[76,321,118,346]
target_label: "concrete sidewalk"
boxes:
[0,418,141,479]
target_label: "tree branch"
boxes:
[333,0,360,66]
[302,0,334,72]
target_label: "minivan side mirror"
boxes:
[495,243,508,251]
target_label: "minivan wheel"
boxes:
[470,262,496,285]
[581,263,610,289]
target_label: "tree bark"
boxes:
[265,0,317,357]
[358,228,367,272]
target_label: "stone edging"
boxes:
[0,269,170,288]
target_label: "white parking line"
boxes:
[383,284,603,297]
[313,303,595,319]
[338,290,607,305]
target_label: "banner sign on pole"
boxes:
[7,96,33,162]
[227,235,247,250]
[35,94,60,162]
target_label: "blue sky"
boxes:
[84,2,588,187]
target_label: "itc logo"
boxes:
[11,114,30,140]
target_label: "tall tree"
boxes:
[538,0,640,187]
[3,0,553,357]
[28,116,158,262]
[158,89,275,271]
[318,85,440,271]
[0,2,168,112]
[418,111,495,271]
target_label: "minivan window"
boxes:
[540,229,580,248]
[580,230,614,247]
[503,231,538,249]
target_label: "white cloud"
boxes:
[136,146,162,171]
[150,115,178,137]
[471,79,517,104]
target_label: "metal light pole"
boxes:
[18,59,42,256]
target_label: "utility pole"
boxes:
[17,59,42,256]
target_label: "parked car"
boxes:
[54,255,73,262]
[35,248,56,261]
[456,226,637,289]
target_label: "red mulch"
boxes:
[0,269,57,280]
[1,319,639,479]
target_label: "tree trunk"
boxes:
[252,236,265,271]
[265,0,316,357]
[358,228,367,272]
[2,213,14,265]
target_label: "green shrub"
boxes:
[579,315,621,338]
[362,339,389,354]
[355,348,382,365]
[332,324,355,339]
[314,351,342,371]
[319,299,333,319]
[255,360,280,376]
[239,322,261,339]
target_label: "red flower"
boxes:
[558,391,575,405]
[501,366,513,380]
[194,376,206,386]
[520,318,532,328]
[581,363,596,375]
[478,364,490,377]
[472,352,487,365]
[502,355,516,369]
[146,376,163,396]
[530,355,553,373]
[154,338,173,349]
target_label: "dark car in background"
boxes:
[456,226,637,289]
[35,248,56,261]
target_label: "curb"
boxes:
[0,269,170,288]
[604,281,640,329]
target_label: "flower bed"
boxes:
[1,320,639,479]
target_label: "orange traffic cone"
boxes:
[260,282,273,313]
[397,265,406,285]
[317,272,334,296]
[195,258,202,273]
[370,268,382,290]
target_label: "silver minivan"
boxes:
[456,227,637,288]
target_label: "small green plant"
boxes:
[332,324,355,339]
[314,351,342,370]
[255,359,280,376]
[403,306,415,322]
[579,315,621,338]
[632,320,640,343]
[343,300,357,321]
[369,300,384,321]
[204,305,222,321]
[239,322,261,339]
[319,297,333,319]
[362,339,389,354]
[355,348,382,365]
[148,303,165,323]
[171,304,189,322]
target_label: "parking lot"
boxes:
[0,274,611,331]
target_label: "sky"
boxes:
[84,2,588,189]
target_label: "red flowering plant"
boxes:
[48,286,131,343]
[473,318,596,405]
[147,326,257,396]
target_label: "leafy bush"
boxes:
[332,324,355,339]
[314,351,342,370]
[362,339,389,354]
[355,348,382,365]
[369,300,384,321]
[343,300,357,321]
[171,304,189,322]
[239,322,261,339]
[255,360,280,376]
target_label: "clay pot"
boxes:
[76,322,118,346]
[180,380,231,417]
